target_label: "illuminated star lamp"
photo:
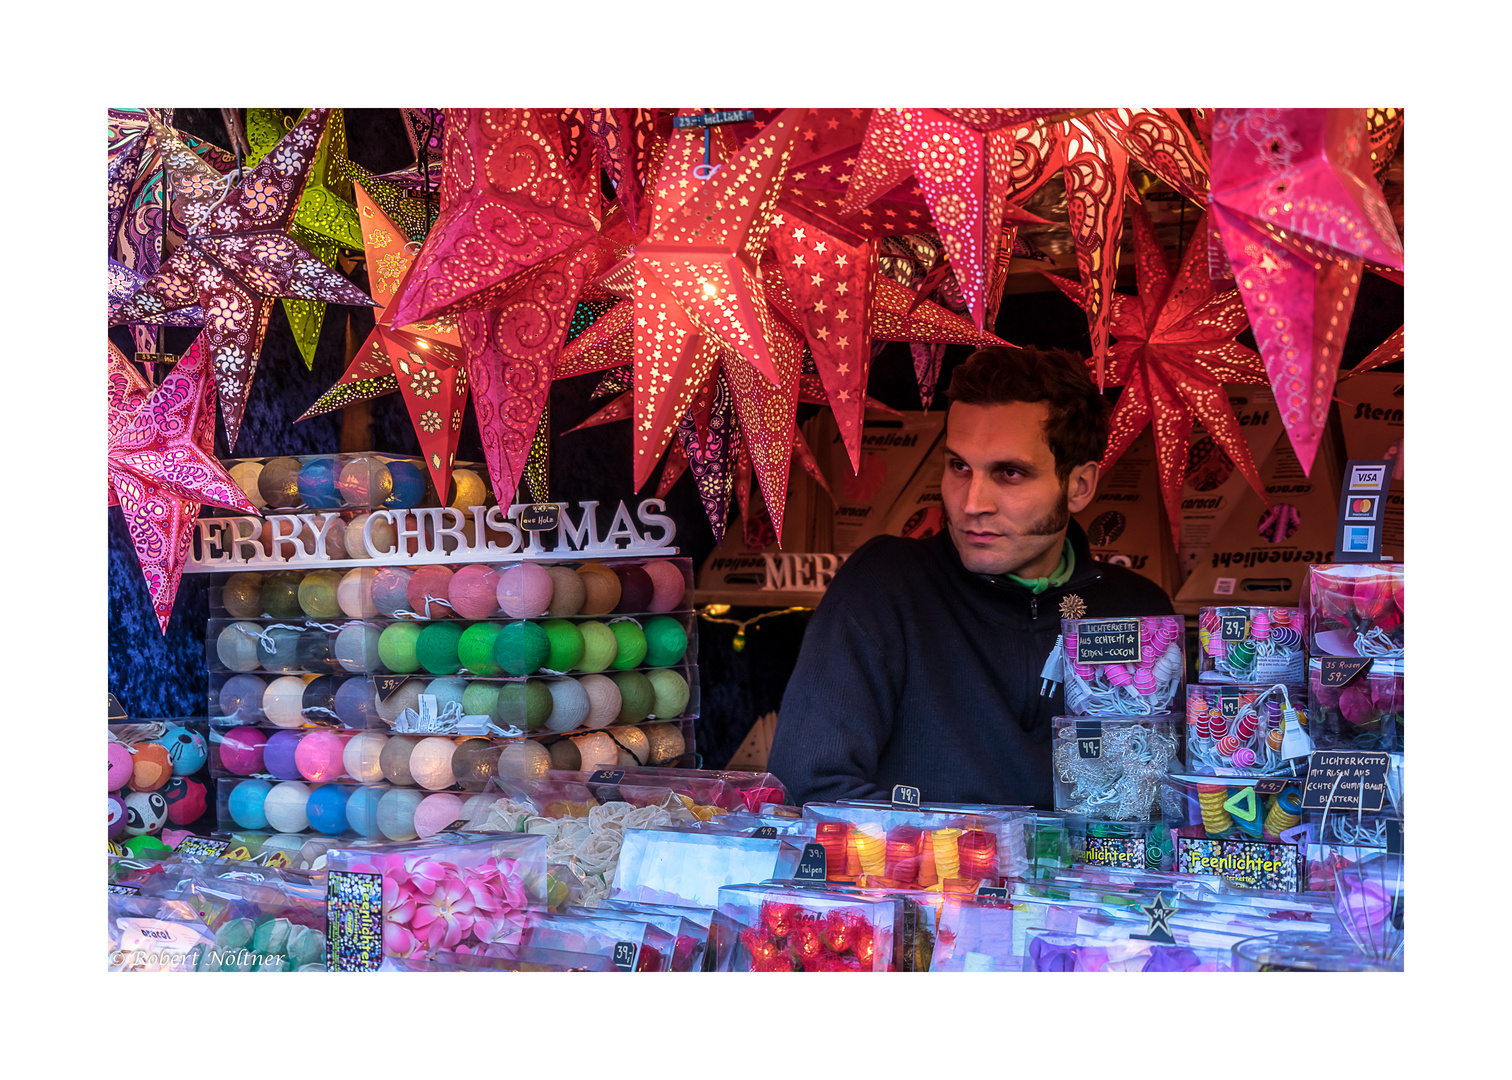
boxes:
[1207,108,1404,473]
[300,183,467,500]
[109,108,373,448]
[1045,201,1270,549]
[108,336,258,631]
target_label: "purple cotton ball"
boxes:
[1339,684,1377,727]
[263,730,303,780]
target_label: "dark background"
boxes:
[107,108,1404,770]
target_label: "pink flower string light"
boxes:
[349,851,532,960]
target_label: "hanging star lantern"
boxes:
[388,108,601,328]
[300,182,467,500]
[108,335,258,631]
[1045,201,1269,549]
[244,108,365,368]
[109,108,373,448]
[1208,108,1404,473]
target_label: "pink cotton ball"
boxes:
[1339,684,1377,727]
[295,730,349,782]
[413,793,464,839]
[642,560,689,613]
[448,564,502,620]
[108,742,134,790]
[497,563,554,618]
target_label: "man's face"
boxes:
[940,400,1099,578]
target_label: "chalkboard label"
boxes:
[1220,691,1242,722]
[1076,721,1102,759]
[1252,778,1291,796]
[107,693,128,721]
[518,503,561,531]
[672,109,754,128]
[1301,750,1391,811]
[975,885,1010,903]
[891,784,921,808]
[612,941,638,971]
[1318,657,1372,688]
[795,842,828,881]
[135,351,178,366]
[1072,619,1142,664]
[752,826,779,839]
[373,675,409,702]
[1220,613,1249,642]
[589,770,625,785]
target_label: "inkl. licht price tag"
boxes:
[1071,619,1142,664]
[795,842,828,881]
[1318,657,1373,688]
[891,784,921,808]
[612,941,639,971]
[107,883,140,895]
[1076,721,1102,759]
[518,503,562,532]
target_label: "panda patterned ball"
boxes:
[124,790,170,836]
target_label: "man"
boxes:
[768,345,1174,808]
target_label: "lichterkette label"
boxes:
[1072,619,1142,664]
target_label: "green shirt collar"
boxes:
[1003,538,1076,595]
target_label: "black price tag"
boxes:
[107,693,128,721]
[1220,613,1249,642]
[795,842,828,881]
[975,885,1010,903]
[1071,619,1142,664]
[1301,750,1391,811]
[1318,657,1372,688]
[518,503,561,531]
[1252,779,1291,796]
[752,826,779,839]
[589,769,625,785]
[373,676,409,702]
[612,941,639,971]
[672,109,755,128]
[1386,819,1403,856]
[1220,691,1242,722]
[135,351,179,366]
[891,784,921,808]
[1076,721,1102,759]
[443,818,472,833]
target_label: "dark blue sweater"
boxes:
[768,521,1174,809]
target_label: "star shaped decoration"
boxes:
[109,108,373,449]
[1046,201,1270,549]
[108,335,258,631]
[1208,108,1404,473]
[388,108,602,328]
[300,182,468,501]
[244,108,365,368]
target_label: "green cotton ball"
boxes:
[286,926,327,968]
[541,618,585,672]
[609,621,648,670]
[498,680,554,732]
[642,615,688,667]
[457,622,504,676]
[611,671,655,724]
[416,621,464,676]
[250,916,293,958]
[215,917,255,952]
[495,621,551,676]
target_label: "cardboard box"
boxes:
[1174,418,1344,613]
[815,409,946,554]
[1176,385,1288,582]
[1074,429,1180,596]
[877,445,946,543]
[1331,372,1404,560]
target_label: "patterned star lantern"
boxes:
[388,109,602,328]
[108,335,258,631]
[766,193,877,473]
[244,108,365,368]
[109,258,202,330]
[1208,108,1404,473]
[301,182,467,499]
[110,108,373,448]
[1045,201,1270,548]
[586,109,659,232]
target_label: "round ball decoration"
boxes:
[229,460,267,510]
[410,737,458,791]
[498,681,554,732]
[371,566,415,615]
[449,564,502,619]
[457,622,504,676]
[407,564,456,619]
[342,731,389,784]
[642,560,689,612]
[338,567,381,619]
[298,569,344,619]
[216,622,264,673]
[221,572,265,618]
[575,621,619,673]
[375,679,426,725]
[448,467,488,510]
[414,792,464,839]
[261,571,304,619]
[296,457,342,509]
[544,678,590,732]
[129,742,173,792]
[545,565,587,616]
[376,788,423,841]
[416,621,464,675]
[646,668,690,718]
[576,563,622,616]
[162,776,208,826]
[339,455,394,507]
[379,734,420,786]
[495,620,551,676]
[305,784,351,836]
[345,786,384,837]
[335,622,383,674]
[296,626,342,674]
[643,722,687,766]
[262,730,304,780]
[497,739,551,779]
[452,738,501,790]
[609,620,648,670]
[157,724,209,775]
[541,618,585,672]
[107,741,135,789]
[124,790,169,836]
[257,625,304,674]
[300,674,342,723]
[218,674,268,723]
[497,563,554,618]
[228,779,273,830]
[257,456,303,509]
[263,675,312,727]
[612,726,651,767]
[386,460,428,508]
[571,731,619,772]
[218,726,268,776]
[378,622,423,673]
[579,673,623,730]
[334,676,382,728]
[611,564,655,614]
[641,615,689,667]
[547,737,581,772]
[294,730,348,782]
[264,781,312,833]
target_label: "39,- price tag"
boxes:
[612,941,639,971]
[795,843,828,881]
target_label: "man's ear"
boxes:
[1066,460,1100,514]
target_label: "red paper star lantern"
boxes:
[109,108,373,448]
[1046,202,1269,549]
[1208,108,1404,473]
[108,336,257,631]
[387,109,601,328]
[299,183,469,500]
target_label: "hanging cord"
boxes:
[697,604,810,652]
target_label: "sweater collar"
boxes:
[931,518,1103,595]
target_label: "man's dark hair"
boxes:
[944,345,1109,482]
